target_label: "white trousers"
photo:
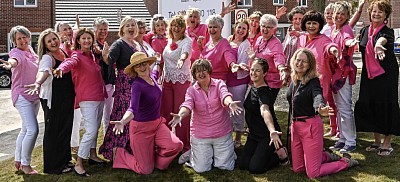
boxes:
[77,101,104,159]
[228,84,247,132]
[102,84,114,134]
[70,108,82,148]
[190,133,236,173]
[14,95,40,166]
[333,78,357,146]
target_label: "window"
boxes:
[298,0,307,7]
[14,0,37,7]
[273,0,284,6]
[237,0,252,7]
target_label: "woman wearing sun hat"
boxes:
[111,52,183,174]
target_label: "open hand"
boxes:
[318,104,334,116]
[221,1,236,17]
[24,83,40,95]
[0,59,12,70]
[53,68,63,78]
[229,101,243,116]
[275,6,287,19]
[169,113,182,128]
[269,131,283,149]
[110,120,125,135]
[374,44,387,61]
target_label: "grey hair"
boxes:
[206,14,224,28]
[150,14,168,33]
[54,21,71,33]
[93,17,109,31]
[260,14,277,28]
[10,25,31,45]
[186,8,201,21]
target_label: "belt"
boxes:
[292,115,315,122]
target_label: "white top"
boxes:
[236,39,251,79]
[163,36,192,84]
[38,54,54,109]
[321,24,334,37]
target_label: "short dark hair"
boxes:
[191,59,213,79]
[301,10,325,32]
[287,6,306,22]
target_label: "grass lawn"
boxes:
[0,111,399,182]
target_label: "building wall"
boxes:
[0,0,54,53]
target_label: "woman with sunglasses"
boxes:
[53,28,107,177]
[111,52,183,174]
[99,16,142,160]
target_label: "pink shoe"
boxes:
[15,161,21,171]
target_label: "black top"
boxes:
[244,85,281,141]
[108,38,137,84]
[94,40,110,84]
[286,77,325,117]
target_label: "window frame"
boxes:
[298,0,307,7]
[237,0,252,7]
[14,0,37,7]
[273,0,284,6]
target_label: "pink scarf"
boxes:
[365,24,385,79]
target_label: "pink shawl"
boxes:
[365,24,385,79]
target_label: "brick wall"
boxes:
[0,0,54,53]
[143,0,158,17]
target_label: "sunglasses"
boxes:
[153,16,164,21]
[134,61,149,68]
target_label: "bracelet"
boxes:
[35,81,42,86]
[155,62,160,66]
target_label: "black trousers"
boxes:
[238,136,279,174]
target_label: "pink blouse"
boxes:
[9,46,39,106]
[254,36,286,88]
[58,50,107,108]
[181,78,233,139]
[201,38,236,81]
[144,32,168,64]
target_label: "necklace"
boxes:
[209,37,222,48]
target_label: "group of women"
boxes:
[0,0,399,179]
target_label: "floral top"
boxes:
[163,36,192,84]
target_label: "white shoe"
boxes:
[178,150,191,164]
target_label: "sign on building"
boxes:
[234,9,248,24]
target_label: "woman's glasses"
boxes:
[134,61,149,68]
[153,16,164,21]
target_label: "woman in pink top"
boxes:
[54,28,107,177]
[227,19,251,148]
[144,14,168,71]
[169,59,242,173]
[0,26,39,175]
[185,3,235,63]
[328,1,358,154]
[198,15,237,82]
[247,11,262,48]
[298,11,340,139]
[251,14,287,106]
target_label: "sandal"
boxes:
[73,167,90,177]
[377,147,394,156]
[366,144,381,152]
[61,166,72,173]
[71,147,79,154]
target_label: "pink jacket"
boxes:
[254,36,286,88]
[186,24,210,63]
[201,39,236,81]
[58,50,107,108]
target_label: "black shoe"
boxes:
[88,158,106,165]
[73,167,90,177]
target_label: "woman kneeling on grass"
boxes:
[111,52,183,175]
[238,58,289,174]
[287,48,358,179]
[169,59,243,173]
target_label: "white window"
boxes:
[237,0,252,7]
[298,0,307,7]
[273,0,284,6]
[14,0,37,7]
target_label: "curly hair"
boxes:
[168,15,186,40]
[301,10,325,32]
[287,6,306,22]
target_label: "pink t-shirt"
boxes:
[9,46,39,106]
[299,34,337,99]
[254,36,286,88]
[181,78,233,139]
[144,32,167,64]
[186,24,210,63]
[201,38,236,81]
[58,50,107,108]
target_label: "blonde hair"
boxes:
[168,15,186,40]
[37,28,59,61]
[150,14,168,34]
[333,1,352,25]
[290,48,318,85]
[118,16,138,37]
